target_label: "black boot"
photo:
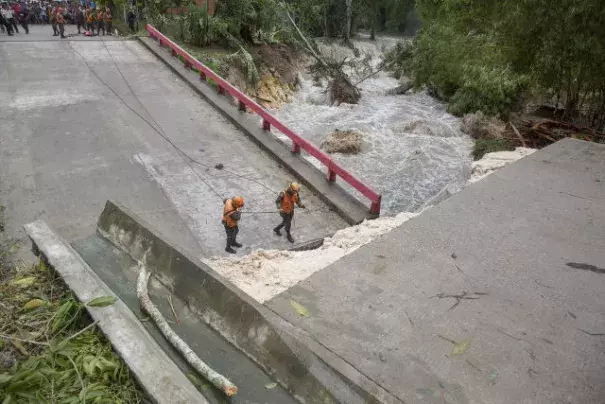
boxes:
[232,241,242,248]
[273,227,282,236]
[287,234,294,243]
[225,246,236,254]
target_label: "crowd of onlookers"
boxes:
[0,0,129,38]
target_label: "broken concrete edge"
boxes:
[23,220,207,404]
[289,237,325,252]
[263,308,405,404]
[138,36,371,226]
[97,199,396,403]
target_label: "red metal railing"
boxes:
[146,24,382,215]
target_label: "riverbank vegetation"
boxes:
[135,0,604,154]
[405,0,605,130]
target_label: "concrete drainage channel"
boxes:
[25,200,397,404]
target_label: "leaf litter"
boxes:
[0,246,145,403]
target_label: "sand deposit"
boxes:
[470,147,536,183]
[204,212,418,303]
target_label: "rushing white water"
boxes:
[269,37,474,214]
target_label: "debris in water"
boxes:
[321,129,363,154]
[265,382,278,389]
[289,299,310,318]
[214,163,224,170]
[451,252,457,259]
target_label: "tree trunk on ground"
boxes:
[136,265,238,397]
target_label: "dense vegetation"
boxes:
[145,0,416,47]
[405,0,605,129]
[142,0,604,132]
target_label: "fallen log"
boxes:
[509,121,527,148]
[136,265,238,397]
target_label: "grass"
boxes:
[0,243,146,403]
[472,138,515,160]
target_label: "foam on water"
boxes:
[269,37,474,214]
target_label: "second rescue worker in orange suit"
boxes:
[273,182,305,243]
[222,196,244,254]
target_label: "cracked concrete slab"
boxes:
[268,139,605,404]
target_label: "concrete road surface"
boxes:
[269,139,605,404]
[0,26,347,257]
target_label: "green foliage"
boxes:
[447,65,528,117]
[472,139,514,160]
[0,258,144,403]
[411,0,605,127]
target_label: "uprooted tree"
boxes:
[284,7,361,105]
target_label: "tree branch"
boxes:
[137,265,238,397]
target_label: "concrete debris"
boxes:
[470,147,536,183]
[204,212,418,303]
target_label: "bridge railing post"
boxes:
[370,195,382,216]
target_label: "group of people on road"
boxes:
[0,1,30,35]
[222,182,306,254]
[1,0,113,38]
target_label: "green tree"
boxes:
[410,0,605,126]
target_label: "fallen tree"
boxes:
[136,265,238,397]
[284,8,360,105]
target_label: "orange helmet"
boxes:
[233,196,244,208]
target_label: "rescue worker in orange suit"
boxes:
[222,196,244,254]
[96,7,104,35]
[85,5,94,34]
[55,4,65,38]
[273,182,305,243]
[49,2,57,36]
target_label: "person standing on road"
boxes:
[55,2,65,38]
[9,0,18,33]
[85,5,94,34]
[1,2,15,36]
[126,7,134,33]
[49,2,57,36]
[273,182,305,243]
[222,196,244,254]
[74,4,83,33]
[0,8,5,34]
[103,5,111,35]
[95,6,103,35]
[18,0,29,34]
